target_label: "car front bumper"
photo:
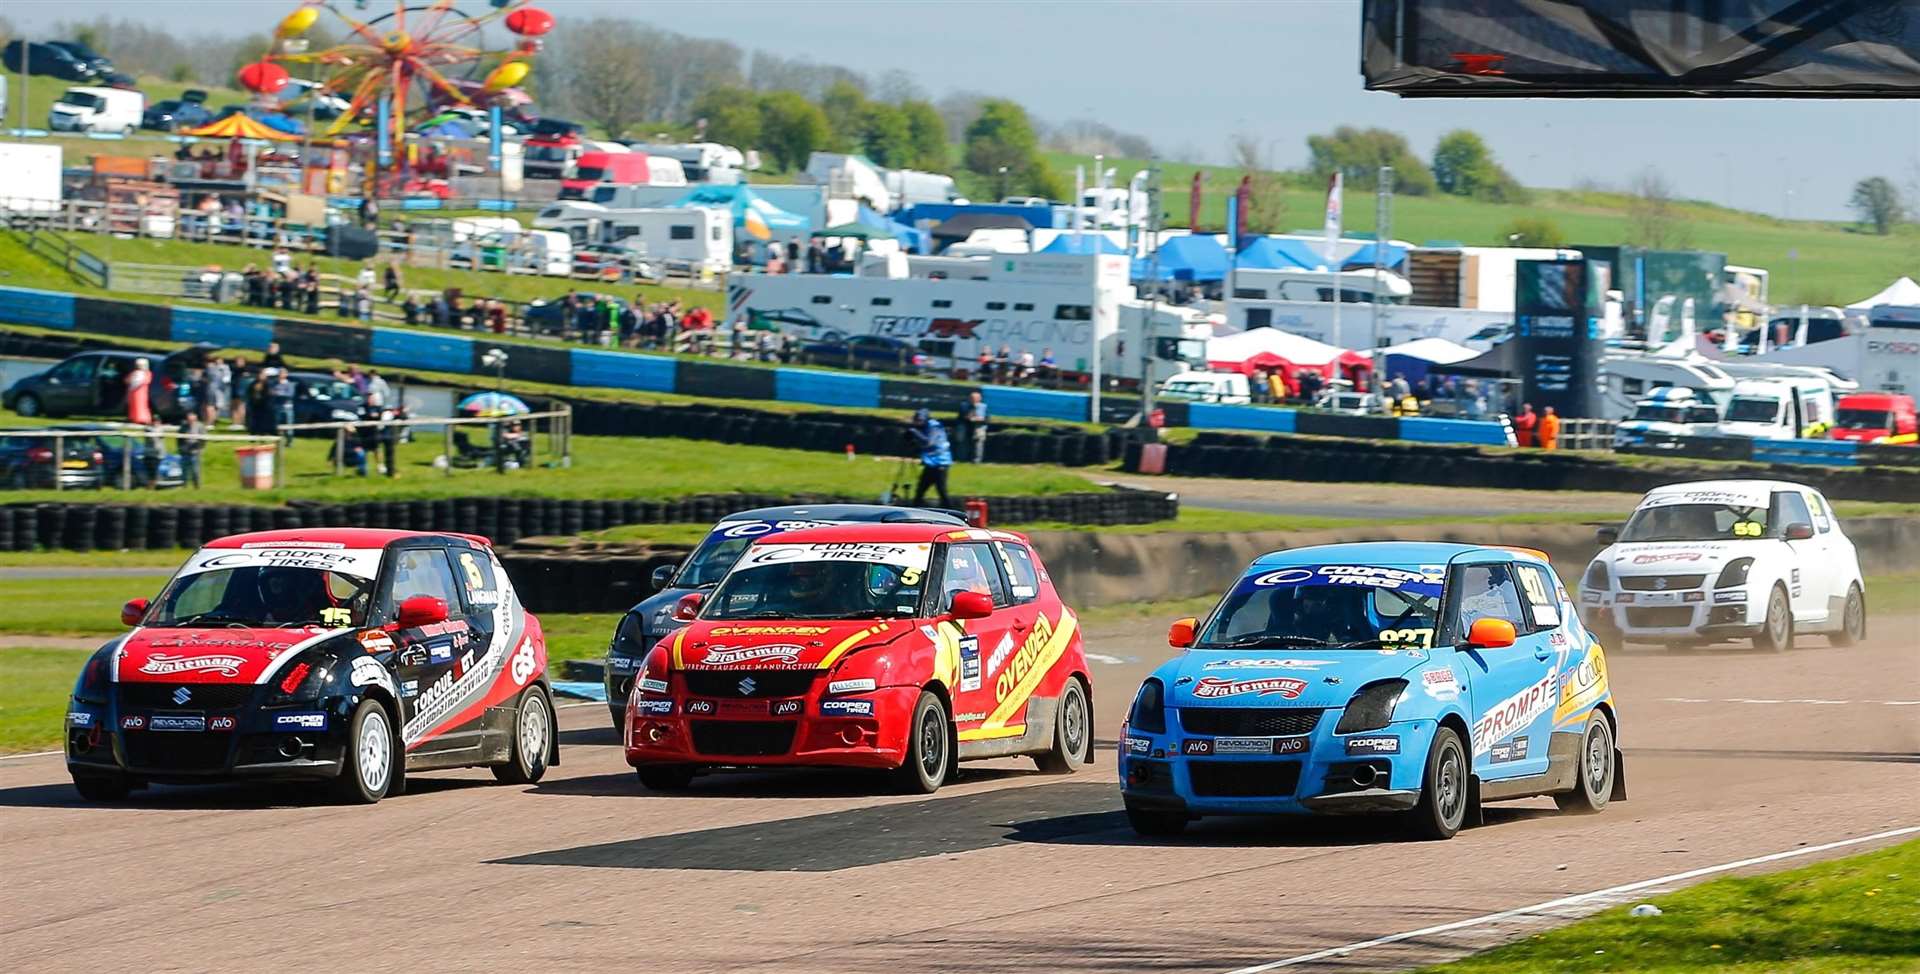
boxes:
[1118,715,1434,817]
[1580,587,1757,640]
[64,698,350,783]
[625,685,920,770]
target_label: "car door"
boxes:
[38,356,97,415]
[1771,489,1825,620]
[385,544,479,755]
[1447,558,1553,780]
[934,541,1015,738]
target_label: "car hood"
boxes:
[1165,649,1428,710]
[1604,541,1747,577]
[674,619,915,670]
[115,626,347,684]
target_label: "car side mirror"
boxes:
[121,597,149,627]
[1595,526,1619,545]
[1168,616,1197,649]
[949,590,993,620]
[649,564,676,592]
[1783,522,1814,540]
[672,592,704,621]
[1466,617,1517,650]
[396,595,448,629]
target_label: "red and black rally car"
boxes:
[65,529,556,803]
[625,523,1093,793]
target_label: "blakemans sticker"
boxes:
[1191,677,1308,700]
[137,653,247,678]
[698,644,804,667]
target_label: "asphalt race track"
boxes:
[3,612,1916,973]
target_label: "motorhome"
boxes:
[1713,376,1838,440]
[1597,353,1737,419]
[1829,391,1917,445]
[533,203,732,274]
[1224,267,1516,347]
[725,251,1208,384]
[451,228,573,277]
[627,142,745,184]
[1610,386,1723,449]
[48,85,142,134]
[559,151,685,200]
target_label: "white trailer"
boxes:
[534,204,732,273]
[0,142,63,215]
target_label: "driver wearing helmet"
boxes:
[780,560,837,612]
[257,567,331,625]
[1290,585,1373,645]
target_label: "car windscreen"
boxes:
[1196,564,1444,650]
[1836,407,1893,429]
[1631,404,1685,423]
[1725,396,1780,424]
[62,92,104,110]
[574,166,607,181]
[148,546,384,628]
[1619,503,1768,542]
[703,541,932,620]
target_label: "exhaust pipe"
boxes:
[279,737,304,758]
[1351,764,1380,788]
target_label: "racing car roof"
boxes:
[719,504,966,525]
[1642,479,1813,498]
[1247,541,1502,568]
[755,522,991,546]
[201,528,494,549]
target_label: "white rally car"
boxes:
[1579,480,1866,652]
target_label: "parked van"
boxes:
[1611,386,1723,449]
[559,151,686,200]
[627,142,744,184]
[1158,371,1251,404]
[49,85,142,135]
[1714,377,1837,440]
[1830,392,1918,445]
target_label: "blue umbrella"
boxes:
[458,392,529,416]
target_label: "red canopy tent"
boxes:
[1206,328,1372,392]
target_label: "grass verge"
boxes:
[1415,838,1920,973]
[0,647,88,753]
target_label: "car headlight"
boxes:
[1129,679,1166,734]
[1716,558,1754,589]
[72,651,112,704]
[1335,679,1408,735]
[610,612,644,656]
[1583,560,1609,590]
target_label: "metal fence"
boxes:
[276,406,572,478]
[0,425,283,492]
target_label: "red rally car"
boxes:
[625,523,1093,793]
[65,529,556,804]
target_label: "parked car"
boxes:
[2,40,99,81]
[60,425,186,489]
[602,504,968,727]
[45,40,114,77]
[66,528,556,803]
[625,522,1092,794]
[3,346,214,422]
[0,429,108,490]
[799,333,930,374]
[283,371,367,429]
[142,98,214,132]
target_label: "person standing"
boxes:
[383,262,402,301]
[956,391,989,463]
[269,369,296,445]
[1513,402,1538,448]
[177,411,205,488]
[125,358,153,426]
[907,408,953,508]
[365,369,392,408]
[1538,405,1562,450]
[204,356,231,426]
[262,342,286,372]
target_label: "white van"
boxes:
[1715,377,1837,440]
[1158,371,1251,404]
[1612,386,1723,449]
[535,204,731,274]
[49,86,143,135]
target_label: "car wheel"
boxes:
[14,393,41,417]
[1406,726,1469,840]
[1125,801,1188,837]
[890,690,949,794]
[1829,584,1866,647]
[636,764,696,790]
[1553,713,1616,814]
[1753,584,1793,653]
[1034,678,1090,773]
[332,698,395,804]
[72,772,132,802]
[492,685,553,785]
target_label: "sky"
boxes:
[9,0,1915,220]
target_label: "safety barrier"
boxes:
[1620,431,1920,469]
[0,489,1178,554]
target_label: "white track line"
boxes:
[1221,825,1920,974]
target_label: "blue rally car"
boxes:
[1119,542,1623,840]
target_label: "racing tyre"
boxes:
[1829,585,1866,647]
[14,393,41,418]
[890,690,949,794]
[1753,585,1794,654]
[493,686,553,785]
[1125,801,1188,837]
[1406,727,1469,840]
[1554,714,1616,814]
[1034,678,1091,774]
[72,772,131,802]
[636,764,695,791]
[333,699,395,804]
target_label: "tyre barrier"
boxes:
[0,489,1178,553]
[1133,434,1920,503]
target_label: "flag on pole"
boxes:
[1322,171,1344,270]
[1234,175,1251,245]
[1188,171,1203,231]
